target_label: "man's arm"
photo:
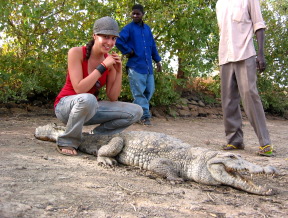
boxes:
[255,28,266,72]
[149,28,162,72]
[115,26,133,56]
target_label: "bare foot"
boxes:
[61,148,77,155]
[56,145,77,156]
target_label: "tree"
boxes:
[255,0,288,114]
[0,0,110,102]
[261,0,288,88]
[0,0,287,115]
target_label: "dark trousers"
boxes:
[220,56,271,147]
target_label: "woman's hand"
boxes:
[111,52,122,73]
[102,52,122,73]
[105,52,122,101]
[102,54,116,69]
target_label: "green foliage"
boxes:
[151,62,180,106]
[261,0,288,88]
[0,0,106,102]
[144,0,219,77]
[258,75,288,115]
[0,0,287,117]
[256,0,288,115]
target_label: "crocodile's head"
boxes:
[35,123,65,142]
[206,152,278,195]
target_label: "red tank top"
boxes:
[54,46,108,108]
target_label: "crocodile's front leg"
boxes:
[97,137,124,166]
[149,158,184,184]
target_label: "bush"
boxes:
[258,76,288,116]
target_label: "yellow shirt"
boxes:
[216,0,266,65]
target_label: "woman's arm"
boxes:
[68,47,103,93]
[106,52,123,101]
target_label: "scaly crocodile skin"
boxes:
[35,123,278,195]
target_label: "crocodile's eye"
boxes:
[228,154,236,159]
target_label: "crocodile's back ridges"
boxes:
[117,131,195,169]
[35,124,279,195]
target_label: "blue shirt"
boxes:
[116,22,161,74]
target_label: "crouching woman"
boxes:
[54,17,143,156]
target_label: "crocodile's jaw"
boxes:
[207,153,277,195]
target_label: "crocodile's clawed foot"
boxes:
[91,150,98,156]
[167,177,184,185]
[97,156,118,167]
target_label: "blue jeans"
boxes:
[55,93,143,149]
[128,68,155,119]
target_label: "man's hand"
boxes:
[156,62,162,72]
[126,50,134,58]
[256,55,266,72]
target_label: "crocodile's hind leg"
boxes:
[97,137,124,166]
[149,158,184,184]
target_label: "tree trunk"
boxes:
[176,57,185,93]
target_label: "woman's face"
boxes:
[94,34,117,53]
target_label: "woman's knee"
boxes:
[77,94,98,114]
[130,104,143,122]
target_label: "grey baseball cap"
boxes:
[93,16,119,37]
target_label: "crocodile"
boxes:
[35,123,278,195]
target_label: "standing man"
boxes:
[116,4,162,126]
[216,0,273,156]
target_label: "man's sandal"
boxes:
[222,144,244,150]
[257,144,274,157]
[56,145,77,156]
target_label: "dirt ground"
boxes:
[0,106,287,218]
